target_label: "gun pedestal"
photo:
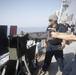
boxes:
[1,36,31,75]
[9,37,31,75]
[15,55,31,75]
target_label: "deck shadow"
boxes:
[64,52,75,64]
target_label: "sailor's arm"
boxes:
[51,32,76,41]
[43,39,47,47]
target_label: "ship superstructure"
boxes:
[58,0,76,33]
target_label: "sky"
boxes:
[0,0,61,27]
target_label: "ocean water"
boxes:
[8,27,46,35]
[17,27,46,33]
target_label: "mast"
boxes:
[62,0,69,12]
[58,0,69,23]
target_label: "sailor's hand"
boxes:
[44,44,47,48]
[58,45,65,50]
[51,32,58,38]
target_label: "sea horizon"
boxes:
[7,27,46,35]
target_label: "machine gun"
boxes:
[0,35,37,75]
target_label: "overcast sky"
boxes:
[0,0,61,27]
